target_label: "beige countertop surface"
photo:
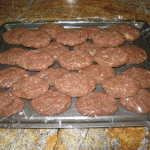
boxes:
[0,0,150,25]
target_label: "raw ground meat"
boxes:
[94,47,129,67]
[120,45,147,64]
[102,74,140,98]
[76,92,119,117]
[82,26,101,39]
[110,24,140,41]
[3,28,28,45]
[119,89,150,114]
[54,73,96,97]
[16,50,54,71]
[39,42,69,60]
[56,29,88,46]
[78,64,115,84]
[57,50,94,70]
[0,91,24,117]
[92,30,125,47]
[73,42,103,56]
[0,67,30,88]
[11,76,50,99]
[0,48,27,65]
[34,67,70,86]
[122,67,150,89]
[31,90,71,115]
[19,30,51,48]
[0,91,13,116]
[39,23,66,39]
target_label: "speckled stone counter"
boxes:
[0,127,149,149]
[0,0,150,149]
[0,0,150,25]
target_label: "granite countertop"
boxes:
[0,0,150,25]
[0,0,150,149]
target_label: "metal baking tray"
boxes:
[0,20,150,128]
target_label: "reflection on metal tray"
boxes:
[0,20,150,128]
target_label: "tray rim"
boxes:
[0,19,149,28]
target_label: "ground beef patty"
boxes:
[76,92,119,117]
[102,74,140,98]
[92,30,125,47]
[73,42,103,56]
[3,27,28,45]
[0,48,27,65]
[122,67,150,89]
[0,91,24,117]
[120,45,147,64]
[78,64,115,84]
[11,76,49,99]
[56,29,88,46]
[39,23,66,39]
[94,47,129,67]
[16,50,54,71]
[54,73,96,97]
[34,67,70,86]
[39,42,69,60]
[31,90,71,115]
[110,24,140,41]
[82,26,101,39]
[57,50,94,70]
[0,67,30,88]
[119,89,150,114]
[19,30,51,48]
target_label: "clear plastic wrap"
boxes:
[0,20,150,128]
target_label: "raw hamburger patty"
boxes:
[110,24,140,41]
[56,29,88,46]
[31,90,71,115]
[73,42,103,56]
[39,42,69,60]
[57,50,94,70]
[120,45,147,64]
[3,27,28,45]
[76,92,119,117]
[19,30,51,48]
[94,47,129,67]
[92,30,125,47]
[16,50,54,71]
[34,67,70,86]
[119,89,150,114]
[82,26,101,39]
[0,67,30,88]
[0,91,24,117]
[122,67,150,89]
[102,74,140,98]
[0,48,27,65]
[78,64,115,84]
[11,76,49,99]
[39,23,66,39]
[54,73,96,97]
